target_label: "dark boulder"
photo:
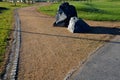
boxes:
[53,2,77,27]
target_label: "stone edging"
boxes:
[2,8,21,80]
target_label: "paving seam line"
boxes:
[2,8,21,80]
[64,35,119,80]
[64,38,113,80]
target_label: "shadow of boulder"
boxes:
[88,26,120,35]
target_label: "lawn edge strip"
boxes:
[2,8,21,80]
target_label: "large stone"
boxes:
[53,2,77,27]
[68,17,90,33]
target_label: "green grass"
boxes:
[0,2,29,67]
[38,1,120,21]
[38,3,58,16]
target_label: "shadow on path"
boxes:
[89,26,120,35]
[0,26,120,44]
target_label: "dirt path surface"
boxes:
[18,4,120,80]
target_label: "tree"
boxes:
[23,0,26,3]
[13,0,17,6]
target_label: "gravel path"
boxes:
[17,4,120,80]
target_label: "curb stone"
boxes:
[2,8,21,80]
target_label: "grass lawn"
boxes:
[0,2,29,72]
[38,0,120,21]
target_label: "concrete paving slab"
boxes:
[70,36,120,80]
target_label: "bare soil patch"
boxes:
[17,5,120,80]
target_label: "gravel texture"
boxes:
[17,4,120,80]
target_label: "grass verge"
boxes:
[38,1,120,21]
[0,2,29,73]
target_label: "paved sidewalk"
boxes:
[69,35,120,80]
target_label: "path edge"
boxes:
[1,8,21,80]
